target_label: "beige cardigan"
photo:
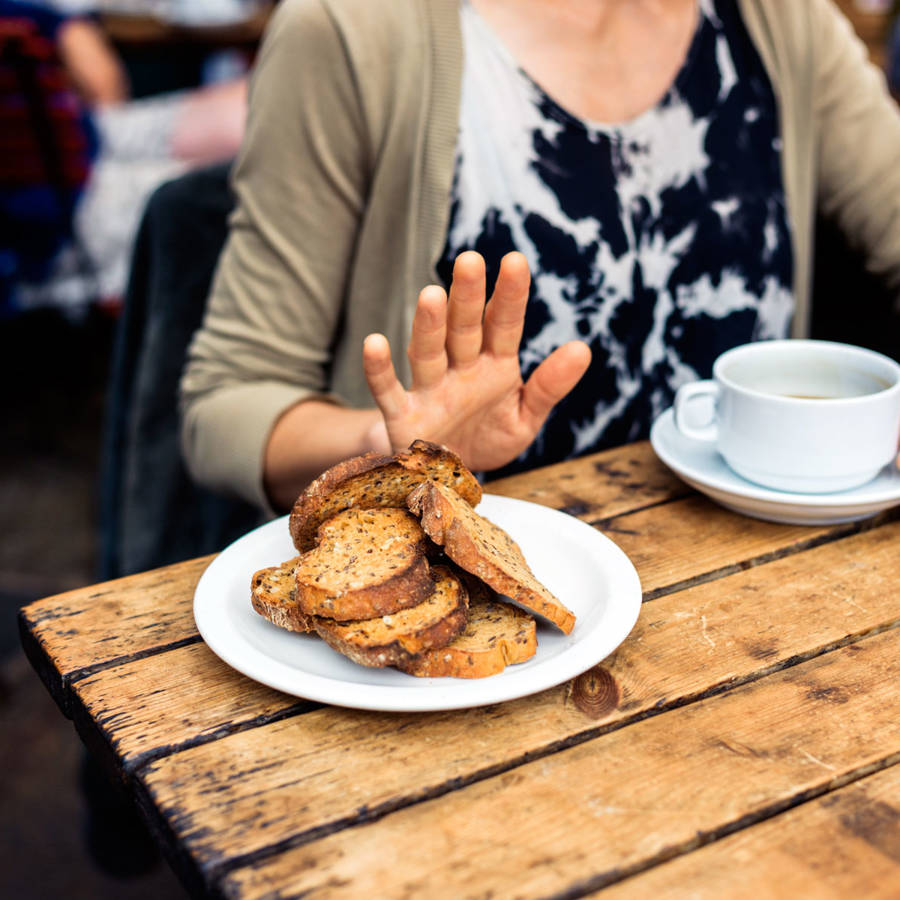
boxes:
[181,0,900,510]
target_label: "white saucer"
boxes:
[650,407,900,525]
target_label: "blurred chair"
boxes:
[100,161,264,581]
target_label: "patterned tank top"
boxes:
[437,0,794,476]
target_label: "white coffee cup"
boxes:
[673,339,900,493]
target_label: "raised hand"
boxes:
[362,250,591,472]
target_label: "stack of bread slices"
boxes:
[251,440,576,678]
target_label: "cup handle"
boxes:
[673,380,720,442]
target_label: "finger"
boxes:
[407,285,449,390]
[446,251,487,367]
[520,341,592,427]
[482,251,531,358]
[363,333,407,420]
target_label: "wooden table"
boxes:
[18,441,900,898]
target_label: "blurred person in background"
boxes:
[0,0,247,314]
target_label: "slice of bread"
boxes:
[407,482,576,634]
[397,589,537,678]
[313,565,469,668]
[294,507,434,621]
[289,439,482,552]
[250,556,313,633]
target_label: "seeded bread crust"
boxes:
[294,508,434,621]
[397,592,537,678]
[407,482,576,634]
[313,565,469,668]
[250,557,313,633]
[289,439,482,551]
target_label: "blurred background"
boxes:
[0,0,897,897]
[1,1,266,896]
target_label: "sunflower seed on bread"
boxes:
[407,481,576,634]
[313,565,469,668]
[294,507,434,621]
[250,556,313,633]
[289,439,482,552]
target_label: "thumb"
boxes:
[520,341,591,428]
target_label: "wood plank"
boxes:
[18,556,211,712]
[596,763,900,899]
[484,440,688,520]
[71,642,307,771]
[133,523,900,882]
[595,493,853,597]
[218,626,900,899]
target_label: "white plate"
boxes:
[193,495,642,712]
[651,407,900,525]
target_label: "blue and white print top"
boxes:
[437,0,794,476]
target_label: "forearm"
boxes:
[263,401,389,512]
[58,18,129,106]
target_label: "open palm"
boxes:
[363,251,591,472]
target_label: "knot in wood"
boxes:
[570,666,619,718]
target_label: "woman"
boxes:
[181,0,900,513]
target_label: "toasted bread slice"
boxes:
[407,482,576,634]
[250,556,313,633]
[294,507,433,621]
[289,439,482,552]
[313,565,469,668]
[397,590,537,678]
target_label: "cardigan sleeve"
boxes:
[812,0,900,308]
[179,0,372,511]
